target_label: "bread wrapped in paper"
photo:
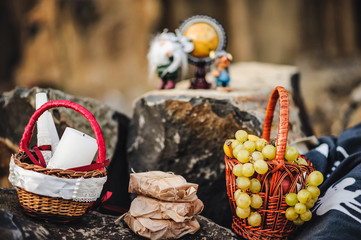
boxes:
[124,213,200,240]
[129,195,204,222]
[129,171,198,202]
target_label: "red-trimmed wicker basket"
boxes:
[225,86,315,239]
[13,100,108,223]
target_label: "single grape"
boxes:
[285,146,299,162]
[235,130,248,143]
[254,160,269,174]
[248,134,260,142]
[236,192,251,209]
[232,140,241,149]
[300,209,312,222]
[307,186,320,198]
[234,142,244,151]
[233,164,243,177]
[249,178,261,193]
[250,194,263,209]
[285,193,298,206]
[307,171,324,187]
[237,176,251,191]
[256,138,268,152]
[293,217,304,226]
[285,207,299,221]
[234,189,242,200]
[232,144,244,159]
[242,163,255,177]
[250,151,264,163]
[294,203,307,214]
[295,157,308,166]
[243,140,256,153]
[236,206,251,219]
[262,145,276,160]
[305,197,317,209]
[297,189,312,204]
[247,212,262,227]
[237,149,250,163]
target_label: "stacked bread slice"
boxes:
[124,171,204,240]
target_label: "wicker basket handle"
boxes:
[19,100,106,164]
[261,86,289,162]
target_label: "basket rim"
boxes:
[14,151,106,179]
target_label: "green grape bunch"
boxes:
[284,170,324,225]
[224,129,324,227]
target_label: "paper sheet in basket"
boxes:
[129,171,198,202]
[129,195,204,222]
[124,213,200,240]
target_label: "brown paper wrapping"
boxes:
[129,171,198,202]
[124,213,200,240]
[129,195,204,222]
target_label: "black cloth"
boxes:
[294,122,361,239]
[97,113,131,215]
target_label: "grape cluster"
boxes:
[285,171,323,225]
[224,129,324,227]
[224,130,275,227]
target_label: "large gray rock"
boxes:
[179,61,313,137]
[127,86,308,227]
[299,57,361,136]
[0,188,238,240]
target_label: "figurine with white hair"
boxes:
[147,29,194,89]
[210,50,233,91]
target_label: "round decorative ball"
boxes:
[183,22,219,58]
[179,15,226,64]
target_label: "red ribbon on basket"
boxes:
[22,145,51,167]
[24,144,110,171]
[34,145,50,167]
[68,159,110,172]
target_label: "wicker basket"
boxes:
[12,100,108,223]
[225,86,315,239]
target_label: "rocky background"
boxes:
[0,0,361,137]
[1,0,361,239]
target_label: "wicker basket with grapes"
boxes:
[224,86,324,240]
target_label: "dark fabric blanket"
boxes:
[294,122,361,239]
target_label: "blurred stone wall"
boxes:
[0,0,360,136]
[0,0,161,116]
[159,0,360,64]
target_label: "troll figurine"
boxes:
[148,29,194,89]
[210,50,233,91]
